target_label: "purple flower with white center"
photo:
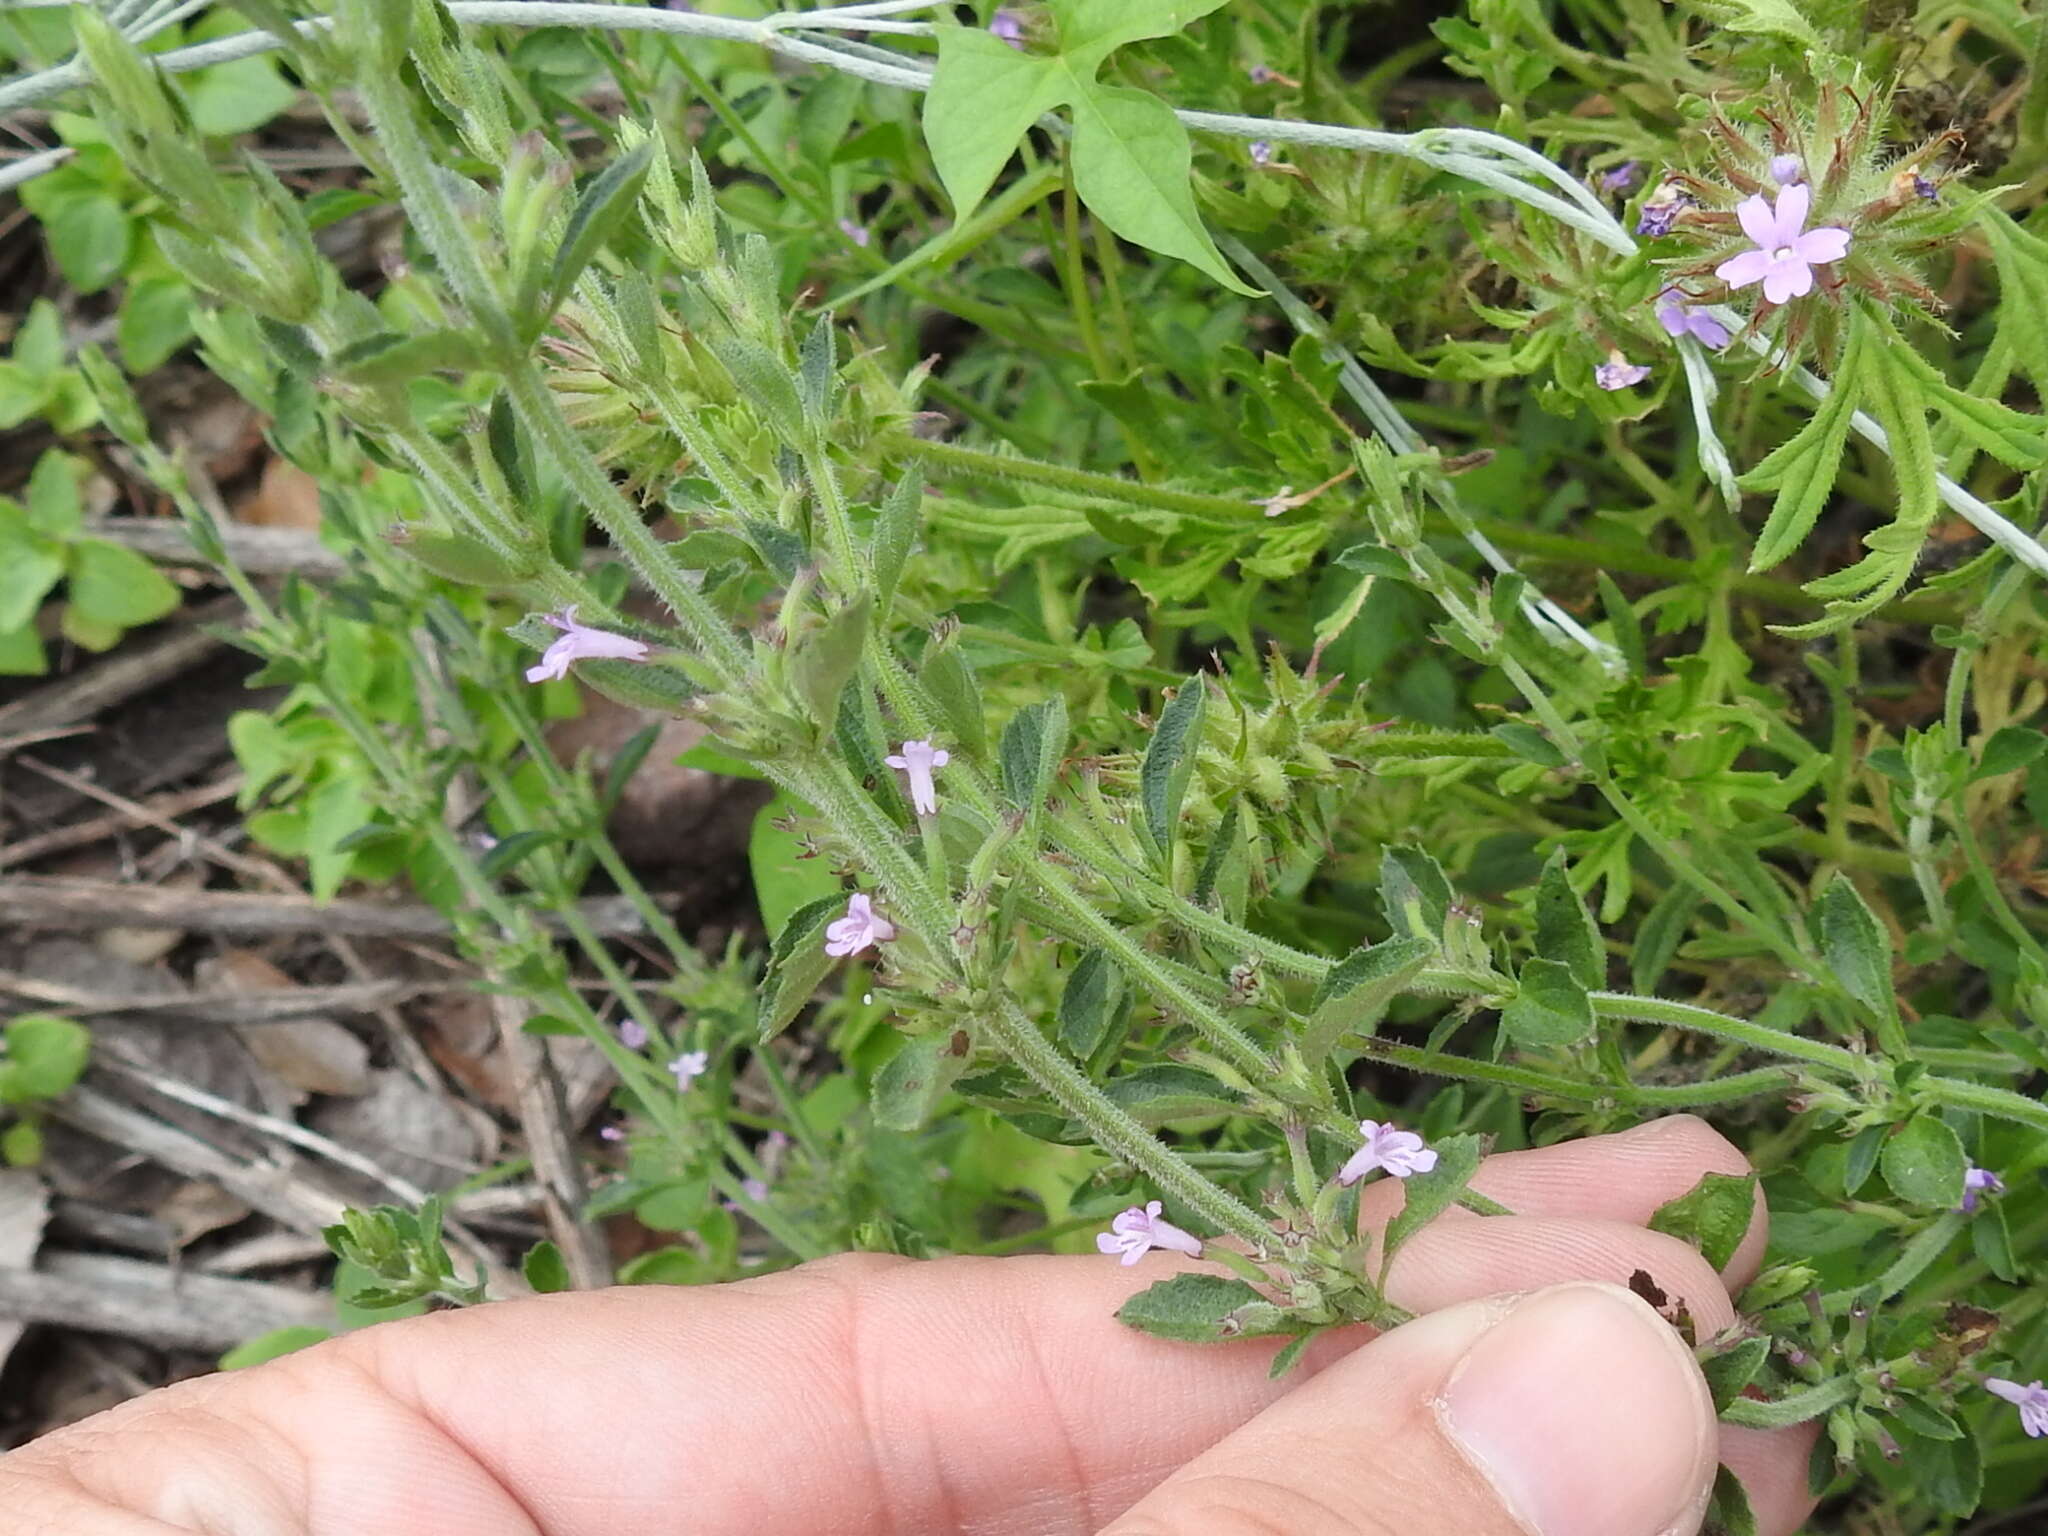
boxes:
[1769,154,1804,185]
[837,217,871,248]
[1598,160,1640,193]
[1249,63,1274,83]
[524,606,651,684]
[1249,140,1273,166]
[1714,183,1852,304]
[1595,355,1652,391]
[825,893,896,957]
[668,1049,709,1091]
[1635,186,1691,237]
[1655,288,1733,350]
[988,8,1023,46]
[1959,1164,2005,1213]
[884,739,950,817]
[618,1019,649,1051]
[1337,1119,1439,1186]
[1986,1378,2048,1438]
[1095,1200,1204,1265]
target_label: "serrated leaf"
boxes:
[1648,1171,1756,1271]
[999,694,1069,813]
[1115,1272,1291,1342]
[1700,1335,1771,1413]
[1980,208,2048,391]
[1300,936,1434,1062]
[1501,956,1594,1047]
[1880,1114,1967,1209]
[1068,84,1257,296]
[757,893,845,1041]
[1140,677,1206,861]
[1535,849,1604,988]
[1811,873,1894,1022]
[1742,310,1865,573]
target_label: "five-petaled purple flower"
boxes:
[1655,288,1732,350]
[988,8,1023,46]
[1986,1378,2048,1438]
[1959,1164,2005,1213]
[668,1049,709,1091]
[1599,160,1640,193]
[525,606,650,684]
[1769,154,1804,186]
[825,893,896,957]
[1635,185,1691,238]
[1714,184,1851,305]
[1249,140,1274,166]
[1337,1119,1439,1186]
[884,739,951,817]
[1595,354,1652,391]
[1096,1200,1204,1265]
[619,1019,649,1051]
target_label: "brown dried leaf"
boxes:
[204,950,371,1102]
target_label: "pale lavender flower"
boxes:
[824,893,896,957]
[1655,287,1733,350]
[1959,1164,2005,1213]
[1337,1119,1439,1185]
[524,606,651,684]
[884,739,951,817]
[838,217,871,248]
[1595,354,1652,391]
[739,1177,770,1202]
[1986,1378,2048,1438]
[1769,154,1804,185]
[1599,160,1640,193]
[1095,1200,1204,1265]
[1249,140,1273,166]
[668,1049,709,1091]
[1249,64,1274,83]
[988,8,1023,46]
[599,1124,625,1143]
[1714,184,1851,304]
[1635,185,1691,237]
[619,1019,649,1050]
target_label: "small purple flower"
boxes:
[1769,154,1804,186]
[1599,160,1640,193]
[837,217,871,248]
[988,8,1023,46]
[524,606,651,684]
[824,893,896,957]
[1595,355,1652,391]
[1913,174,1939,201]
[668,1049,709,1091]
[1248,140,1273,166]
[1249,63,1273,83]
[618,1019,649,1051]
[1654,288,1733,350]
[599,1124,625,1143]
[1635,185,1692,238]
[1959,1164,2005,1214]
[1337,1119,1439,1185]
[1714,184,1851,305]
[883,739,950,817]
[1095,1200,1204,1265]
[1986,1378,2048,1438]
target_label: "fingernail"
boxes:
[1435,1283,1715,1536]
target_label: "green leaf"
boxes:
[922,30,1063,221]
[1500,957,1594,1047]
[1858,317,1940,544]
[1879,1114,1967,1209]
[1051,0,1237,71]
[218,1325,331,1370]
[44,193,130,293]
[1970,1200,2017,1282]
[1982,208,2048,390]
[0,1013,92,1103]
[999,694,1069,813]
[1631,883,1700,994]
[1698,0,1819,48]
[1057,948,1123,1059]
[1068,84,1257,296]
[1742,310,1864,573]
[1266,1328,1320,1379]
[1973,725,2047,781]
[1101,1064,1239,1124]
[1648,1171,1756,1271]
[1535,849,1604,989]
[871,471,922,620]
[873,1030,968,1132]
[1,1119,43,1166]
[1699,1335,1771,1413]
[0,539,65,633]
[118,276,197,373]
[65,539,181,630]
[1114,1272,1291,1342]
[748,797,843,940]
[522,1239,571,1294]
[797,311,837,427]
[1378,1132,1483,1265]
[919,640,985,756]
[1810,874,1894,1022]
[1140,676,1206,860]
[478,829,554,880]
[757,892,845,1041]
[186,51,300,135]
[541,139,654,319]
[25,450,84,536]
[788,594,871,730]
[1300,936,1434,1062]
[1596,572,1646,679]
[1705,1463,1760,1536]
[1379,845,1452,942]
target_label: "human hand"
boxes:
[0,1116,1816,1535]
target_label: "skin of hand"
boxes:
[0,1115,1817,1536]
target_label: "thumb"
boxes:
[1103,1282,1718,1536]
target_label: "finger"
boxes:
[1101,1282,1719,1536]
[1356,1115,1770,1287]
[1721,1423,1822,1536]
